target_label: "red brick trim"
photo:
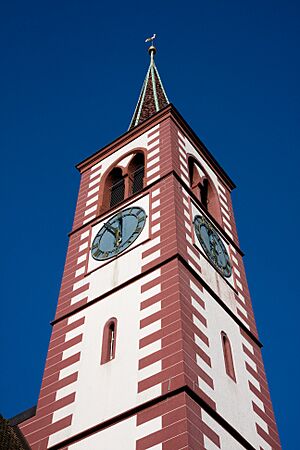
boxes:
[50,253,262,348]
[44,386,256,450]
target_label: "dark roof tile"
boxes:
[129,47,169,129]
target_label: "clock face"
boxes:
[91,207,147,261]
[194,215,232,278]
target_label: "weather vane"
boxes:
[145,33,156,47]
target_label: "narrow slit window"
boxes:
[101,318,117,364]
[108,323,115,361]
[221,332,236,381]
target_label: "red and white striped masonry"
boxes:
[177,130,190,186]
[138,257,215,404]
[73,162,102,229]
[18,228,92,448]
[136,392,221,449]
[240,329,281,450]
[146,125,161,185]
[18,105,280,449]
[19,312,85,449]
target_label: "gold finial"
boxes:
[145,34,157,60]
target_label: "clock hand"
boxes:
[104,222,118,236]
[115,228,122,247]
[119,215,123,236]
[112,215,122,248]
[118,216,123,242]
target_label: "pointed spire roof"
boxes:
[129,43,169,130]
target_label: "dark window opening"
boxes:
[129,153,145,195]
[101,318,117,364]
[110,178,125,207]
[200,178,209,209]
[132,166,144,194]
[108,323,115,361]
[188,159,216,214]
[188,158,195,185]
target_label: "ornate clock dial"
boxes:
[91,207,147,261]
[194,215,232,278]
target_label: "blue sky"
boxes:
[1,1,299,447]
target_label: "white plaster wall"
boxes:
[49,265,164,447]
[200,286,268,449]
[201,411,245,450]
[66,281,142,437]
[48,277,164,445]
[69,416,136,450]
[69,415,162,450]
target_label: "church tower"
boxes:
[18,43,281,449]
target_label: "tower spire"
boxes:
[129,35,169,130]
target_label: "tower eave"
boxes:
[76,104,236,191]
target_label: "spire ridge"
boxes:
[129,36,169,130]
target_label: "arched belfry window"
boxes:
[128,153,145,195]
[221,331,236,381]
[99,152,146,214]
[188,157,221,223]
[101,167,125,213]
[189,158,208,209]
[101,318,117,364]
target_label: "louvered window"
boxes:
[110,178,125,207]
[132,166,144,194]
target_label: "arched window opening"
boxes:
[109,168,125,208]
[188,157,222,223]
[100,153,146,214]
[100,167,125,213]
[189,158,206,207]
[101,318,117,364]
[128,153,145,195]
[221,332,236,381]
[188,158,199,192]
